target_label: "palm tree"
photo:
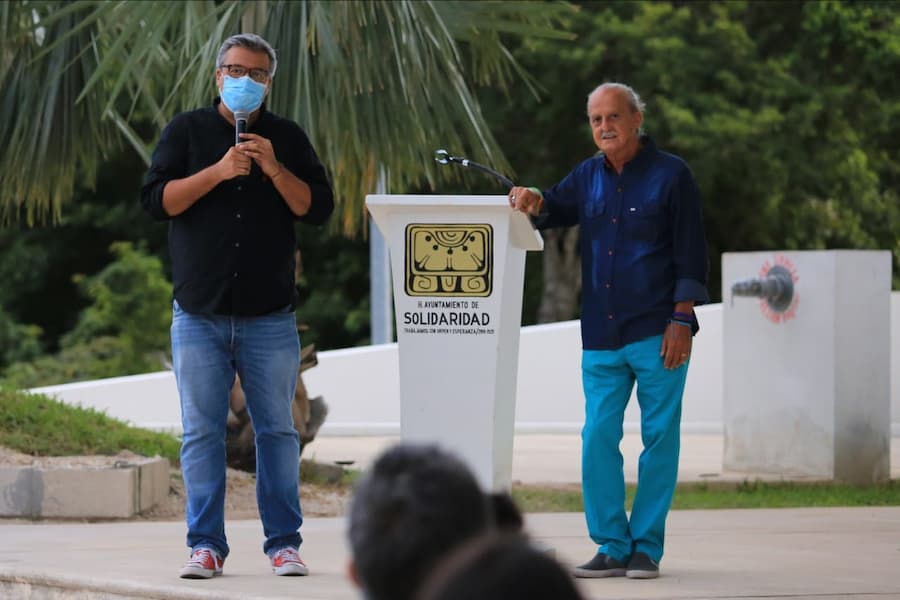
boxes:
[0,0,573,232]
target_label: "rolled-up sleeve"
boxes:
[140,115,188,221]
[289,128,334,226]
[671,164,710,304]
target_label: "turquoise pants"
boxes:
[581,334,688,563]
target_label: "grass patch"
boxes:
[671,479,900,509]
[300,459,360,488]
[513,484,585,513]
[512,479,900,513]
[3,385,899,512]
[0,386,181,465]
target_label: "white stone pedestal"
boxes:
[722,250,891,483]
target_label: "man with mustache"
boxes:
[508,82,708,579]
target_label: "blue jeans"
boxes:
[581,334,687,563]
[171,301,303,557]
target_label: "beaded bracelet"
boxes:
[668,319,693,328]
[672,311,693,321]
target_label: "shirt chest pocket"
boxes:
[622,198,663,240]
[584,197,606,220]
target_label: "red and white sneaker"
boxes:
[270,546,309,576]
[179,548,224,579]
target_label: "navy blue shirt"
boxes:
[534,137,709,350]
[141,99,334,317]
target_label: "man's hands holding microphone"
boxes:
[507,186,543,216]
[216,133,283,181]
[216,145,252,180]
[161,131,290,218]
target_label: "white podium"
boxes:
[366,195,543,490]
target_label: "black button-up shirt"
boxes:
[141,99,334,316]
[534,137,709,350]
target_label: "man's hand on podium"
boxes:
[508,186,543,216]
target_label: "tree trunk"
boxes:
[536,226,581,323]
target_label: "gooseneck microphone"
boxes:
[234,110,249,146]
[433,148,536,230]
[433,149,515,189]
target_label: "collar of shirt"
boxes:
[601,135,657,174]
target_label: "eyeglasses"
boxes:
[220,64,270,83]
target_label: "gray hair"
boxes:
[586,82,646,115]
[216,33,278,78]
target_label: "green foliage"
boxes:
[3,337,145,389]
[480,0,900,301]
[0,386,181,465]
[0,2,121,224]
[61,241,171,355]
[0,147,166,351]
[0,0,573,232]
[0,0,573,358]
[2,0,899,373]
[2,242,171,387]
[295,228,372,348]
[0,307,42,368]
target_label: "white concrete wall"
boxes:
[894,292,900,436]
[29,294,899,436]
[30,371,183,433]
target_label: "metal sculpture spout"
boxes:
[730,264,794,312]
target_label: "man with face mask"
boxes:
[509,83,708,580]
[141,33,334,579]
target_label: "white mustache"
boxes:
[601,132,617,139]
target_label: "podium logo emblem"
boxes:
[405,224,492,297]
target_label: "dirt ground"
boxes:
[0,446,351,522]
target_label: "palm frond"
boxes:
[0,1,118,223]
[263,0,574,234]
[0,0,574,232]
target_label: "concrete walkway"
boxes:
[2,433,899,599]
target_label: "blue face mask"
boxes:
[221,75,267,113]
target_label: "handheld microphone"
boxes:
[234,110,249,146]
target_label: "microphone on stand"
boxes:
[434,149,536,229]
[234,110,249,146]
[433,149,515,189]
